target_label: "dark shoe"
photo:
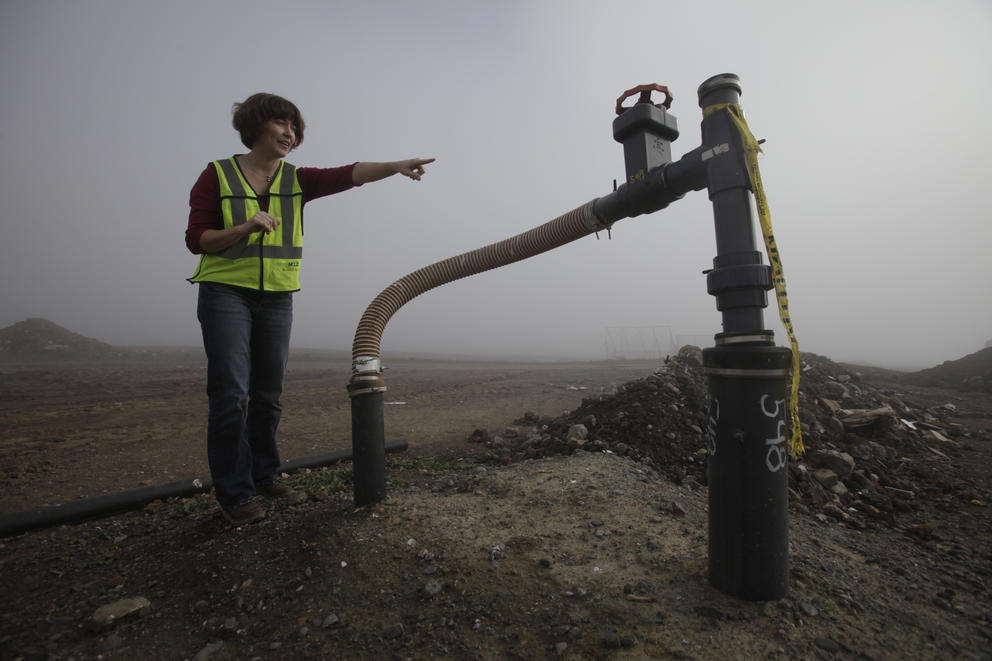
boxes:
[222,499,265,525]
[257,480,304,502]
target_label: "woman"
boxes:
[186,92,433,525]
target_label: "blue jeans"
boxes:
[197,282,293,507]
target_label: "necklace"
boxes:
[240,156,277,184]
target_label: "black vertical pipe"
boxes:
[704,341,791,600]
[699,74,768,335]
[350,390,386,506]
[698,73,791,600]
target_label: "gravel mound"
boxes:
[475,346,988,528]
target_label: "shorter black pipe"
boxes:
[0,439,408,537]
[350,390,387,507]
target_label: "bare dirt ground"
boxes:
[0,342,990,660]
[0,349,654,513]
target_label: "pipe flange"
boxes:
[715,332,774,346]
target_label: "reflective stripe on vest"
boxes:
[189,157,304,291]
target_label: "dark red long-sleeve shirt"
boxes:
[185,160,358,254]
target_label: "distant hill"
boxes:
[906,346,992,392]
[0,318,124,362]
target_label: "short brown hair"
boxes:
[231,93,306,149]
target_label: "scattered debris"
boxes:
[90,596,151,631]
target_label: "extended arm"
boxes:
[352,158,435,185]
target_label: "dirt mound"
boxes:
[907,346,992,392]
[478,345,709,485]
[479,346,988,529]
[0,318,122,361]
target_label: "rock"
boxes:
[567,424,588,441]
[812,469,839,489]
[467,429,491,444]
[930,595,953,610]
[814,636,840,653]
[808,479,828,507]
[822,381,850,398]
[830,481,849,497]
[806,450,856,478]
[513,411,540,425]
[844,470,871,491]
[193,641,224,661]
[837,405,896,430]
[677,345,702,365]
[90,597,151,631]
[382,622,404,639]
[905,522,935,540]
[824,415,846,438]
[820,398,842,413]
[846,443,872,460]
[867,441,889,460]
[420,579,442,598]
[823,504,850,522]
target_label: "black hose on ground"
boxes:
[0,439,408,537]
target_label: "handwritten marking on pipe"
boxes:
[707,398,720,456]
[760,393,782,418]
[761,394,787,472]
[701,143,730,161]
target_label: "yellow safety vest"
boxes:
[189,157,304,291]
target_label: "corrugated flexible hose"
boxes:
[351,200,604,370]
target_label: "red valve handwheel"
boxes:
[615,84,673,115]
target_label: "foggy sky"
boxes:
[1,0,990,370]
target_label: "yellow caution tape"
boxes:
[704,103,804,457]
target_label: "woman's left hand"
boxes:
[397,158,435,181]
[352,158,437,185]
